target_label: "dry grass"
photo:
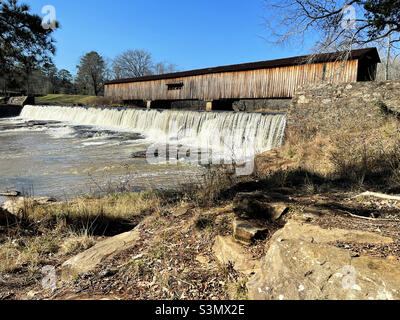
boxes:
[0,230,97,275]
[278,103,400,191]
[0,190,166,276]
[181,165,239,207]
[0,233,61,274]
[251,100,400,194]
[12,190,163,235]
[281,130,336,177]
[59,233,95,256]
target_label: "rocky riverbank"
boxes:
[1,172,399,300]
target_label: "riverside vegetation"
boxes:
[1,99,400,300]
[35,94,124,108]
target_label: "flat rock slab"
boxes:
[233,218,268,245]
[247,215,399,300]
[248,238,400,300]
[233,192,288,221]
[213,235,260,276]
[61,227,141,281]
[273,217,393,245]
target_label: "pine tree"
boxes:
[76,52,106,96]
[0,0,57,94]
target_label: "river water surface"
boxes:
[0,117,204,203]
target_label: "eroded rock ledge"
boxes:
[247,215,400,300]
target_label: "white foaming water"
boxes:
[81,141,109,147]
[20,105,286,155]
[47,126,76,139]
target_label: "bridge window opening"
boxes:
[167,82,184,91]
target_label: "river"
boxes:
[0,106,286,203]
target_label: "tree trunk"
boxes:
[91,73,98,96]
[386,28,391,81]
[26,73,30,96]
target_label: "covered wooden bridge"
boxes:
[104,47,380,111]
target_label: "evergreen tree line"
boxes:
[0,62,75,96]
[1,49,178,97]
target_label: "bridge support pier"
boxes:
[146,100,152,109]
[206,101,213,111]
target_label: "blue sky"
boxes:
[25,0,313,76]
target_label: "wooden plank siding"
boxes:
[104,60,359,101]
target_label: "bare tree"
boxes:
[112,49,154,79]
[153,61,179,75]
[376,53,400,80]
[264,0,400,56]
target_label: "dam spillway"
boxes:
[20,105,287,156]
[1,106,287,200]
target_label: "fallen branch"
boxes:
[338,209,398,222]
[354,192,400,201]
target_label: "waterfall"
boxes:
[20,105,286,155]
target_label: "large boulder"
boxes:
[61,226,141,281]
[247,216,399,300]
[233,192,288,221]
[213,236,261,276]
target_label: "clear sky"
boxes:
[25,0,313,76]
